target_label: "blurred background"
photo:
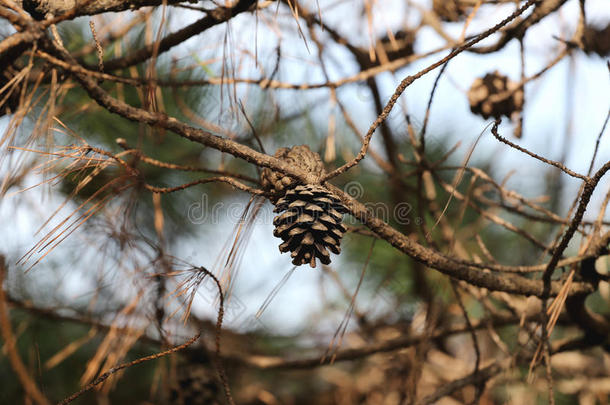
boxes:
[0,0,609,403]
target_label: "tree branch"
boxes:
[16,0,194,20]
[91,0,258,71]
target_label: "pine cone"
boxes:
[273,184,347,267]
[468,71,524,120]
[170,364,221,405]
[353,29,415,68]
[433,0,469,22]
[261,146,347,267]
[260,145,325,202]
[583,23,610,57]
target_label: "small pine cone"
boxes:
[170,364,221,405]
[355,30,415,68]
[260,145,325,202]
[380,30,415,61]
[468,71,524,120]
[433,0,469,22]
[583,23,610,57]
[273,184,347,268]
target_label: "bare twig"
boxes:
[56,334,200,405]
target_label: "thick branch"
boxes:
[327,184,593,298]
[16,0,192,19]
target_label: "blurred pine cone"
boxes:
[583,23,610,56]
[170,364,221,405]
[433,0,469,22]
[468,71,524,120]
[353,29,416,68]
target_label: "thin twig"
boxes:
[491,120,588,180]
[144,177,264,195]
[57,334,200,405]
[417,363,503,405]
